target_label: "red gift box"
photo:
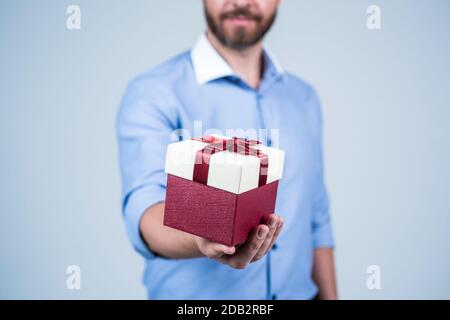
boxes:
[163,135,284,246]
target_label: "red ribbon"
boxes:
[192,136,269,187]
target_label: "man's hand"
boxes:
[140,203,283,263]
[194,214,283,269]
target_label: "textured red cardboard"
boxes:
[163,174,279,246]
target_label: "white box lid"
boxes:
[165,135,284,194]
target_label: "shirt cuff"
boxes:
[312,221,335,249]
[123,184,166,259]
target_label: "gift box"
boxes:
[163,135,284,246]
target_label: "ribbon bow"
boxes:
[192,136,269,187]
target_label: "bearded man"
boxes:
[117,0,337,300]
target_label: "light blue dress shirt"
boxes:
[117,33,334,300]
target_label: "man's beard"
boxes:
[205,6,277,50]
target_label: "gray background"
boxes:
[1,0,449,299]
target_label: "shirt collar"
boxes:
[190,32,284,85]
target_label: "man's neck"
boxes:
[206,30,263,89]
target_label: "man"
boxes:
[117,0,337,299]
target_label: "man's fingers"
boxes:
[266,216,283,254]
[202,215,284,269]
[221,225,269,269]
[198,237,235,259]
[252,215,279,262]
[216,243,236,255]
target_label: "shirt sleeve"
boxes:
[309,89,335,249]
[116,77,178,259]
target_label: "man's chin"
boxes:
[222,32,259,47]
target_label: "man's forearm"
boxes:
[312,247,338,300]
[139,202,203,259]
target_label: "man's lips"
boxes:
[224,15,257,26]
[230,15,252,20]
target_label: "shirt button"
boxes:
[256,93,263,100]
[272,294,277,300]
[272,243,278,250]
